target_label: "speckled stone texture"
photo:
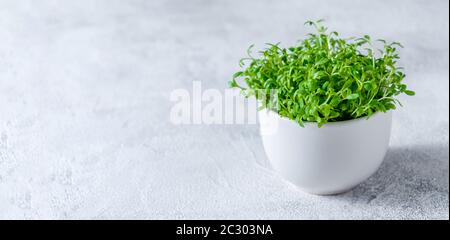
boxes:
[0,0,448,219]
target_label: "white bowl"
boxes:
[259,110,392,195]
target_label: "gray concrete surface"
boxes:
[0,0,448,219]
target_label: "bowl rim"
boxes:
[260,109,392,128]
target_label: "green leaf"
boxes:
[346,93,359,100]
[320,104,331,117]
[228,80,238,88]
[404,90,415,96]
[233,71,243,79]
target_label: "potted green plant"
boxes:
[230,20,415,195]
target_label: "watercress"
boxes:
[230,20,415,127]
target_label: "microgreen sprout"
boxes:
[230,20,415,127]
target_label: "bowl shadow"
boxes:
[338,144,449,207]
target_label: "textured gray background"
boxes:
[0,0,448,219]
